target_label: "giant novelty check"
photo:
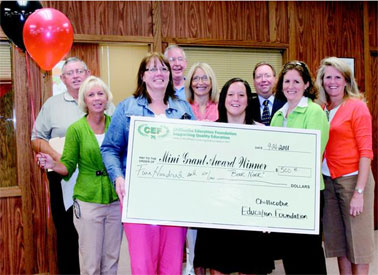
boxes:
[123,116,321,234]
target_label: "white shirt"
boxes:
[258,95,274,117]
[280,96,309,127]
[95,133,105,146]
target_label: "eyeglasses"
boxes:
[168,57,185,62]
[63,69,86,77]
[192,75,209,83]
[145,67,169,73]
[255,73,273,80]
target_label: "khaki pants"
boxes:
[74,199,122,275]
[323,171,375,264]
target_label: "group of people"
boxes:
[33,45,374,275]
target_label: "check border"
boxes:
[123,116,321,235]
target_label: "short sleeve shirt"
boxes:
[31,91,116,141]
[32,92,84,140]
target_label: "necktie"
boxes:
[261,100,271,126]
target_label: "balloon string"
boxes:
[25,52,52,227]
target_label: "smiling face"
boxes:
[323,66,346,103]
[142,58,170,93]
[225,82,248,119]
[282,69,309,105]
[191,67,212,99]
[253,65,276,99]
[60,61,90,94]
[84,85,108,114]
[166,47,187,80]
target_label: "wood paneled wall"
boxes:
[1,1,377,274]
[68,43,100,77]
[0,196,24,274]
[161,1,288,43]
[289,2,365,91]
[44,1,153,37]
[367,1,377,227]
[369,2,378,51]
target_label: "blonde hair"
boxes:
[185,62,219,104]
[316,57,363,105]
[78,76,113,113]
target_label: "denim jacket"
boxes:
[101,95,196,183]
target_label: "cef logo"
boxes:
[138,124,169,139]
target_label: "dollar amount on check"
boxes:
[123,116,322,235]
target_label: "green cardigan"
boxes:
[271,97,329,190]
[61,115,118,204]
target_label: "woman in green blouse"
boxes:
[36,76,122,275]
[270,61,329,275]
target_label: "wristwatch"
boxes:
[355,187,364,194]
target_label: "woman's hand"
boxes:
[349,193,364,217]
[115,177,126,203]
[349,157,370,217]
[36,153,55,170]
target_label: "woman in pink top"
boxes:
[184,62,219,274]
[316,57,375,275]
[185,63,219,121]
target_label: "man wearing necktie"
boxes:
[251,62,286,263]
[251,62,285,125]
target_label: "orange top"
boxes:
[325,98,373,179]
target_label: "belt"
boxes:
[96,170,108,176]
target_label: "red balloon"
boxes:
[23,8,73,71]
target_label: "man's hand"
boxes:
[31,139,61,161]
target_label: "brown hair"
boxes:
[274,60,318,102]
[252,61,276,79]
[218,78,255,125]
[133,52,176,104]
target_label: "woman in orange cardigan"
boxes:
[316,57,375,275]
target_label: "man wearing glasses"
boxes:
[164,45,188,100]
[251,62,285,126]
[31,57,113,274]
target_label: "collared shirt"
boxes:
[280,96,308,126]
[258,94,274,117]
[271,96,329,190]
[175,85,187,101]
[32,92,84,140]
[190,101,218,121]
